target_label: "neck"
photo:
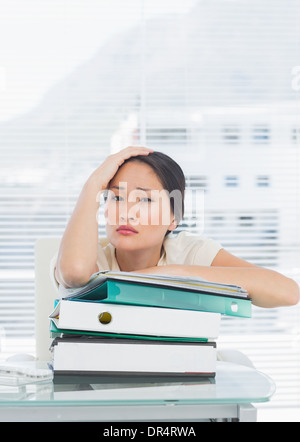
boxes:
[115,245,163,272]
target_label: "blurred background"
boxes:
[0,0,299,421]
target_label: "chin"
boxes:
[110,235,140,250]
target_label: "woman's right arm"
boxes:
[55,146,153,288]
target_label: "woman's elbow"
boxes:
[283,278,300,306]
[56,259,96,288]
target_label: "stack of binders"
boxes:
[49,271,251,384]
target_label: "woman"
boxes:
[54,146,299,308]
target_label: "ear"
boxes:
[167,218,178,233]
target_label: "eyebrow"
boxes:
[110,186,152,192]
[110,185,125,190]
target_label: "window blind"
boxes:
[0,0,299,411]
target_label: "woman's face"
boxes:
[105,161,177,252]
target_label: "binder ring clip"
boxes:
[98,311,112,325]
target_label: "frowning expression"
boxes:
[104,161,177,252]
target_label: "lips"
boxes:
[116,225,138,235]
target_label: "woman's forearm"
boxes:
[55,176,100,287]
[137,265,300,308]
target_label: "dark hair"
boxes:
[124,151,186,229]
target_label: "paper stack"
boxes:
[49,271,251,383]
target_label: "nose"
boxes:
[119,200,138,223]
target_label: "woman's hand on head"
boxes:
[90,146,154,191]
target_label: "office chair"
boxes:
[35,237,61,361]
[34,237,254,367]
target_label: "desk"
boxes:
[0,362,275,422]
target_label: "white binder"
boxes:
[51,337,217,376]
[50,300,220,340]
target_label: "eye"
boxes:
[103,191,123,202]
[140,197,152,203]
[113,195,124,202]
[107,194,124,202]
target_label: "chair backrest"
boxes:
[34,237,61,361]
